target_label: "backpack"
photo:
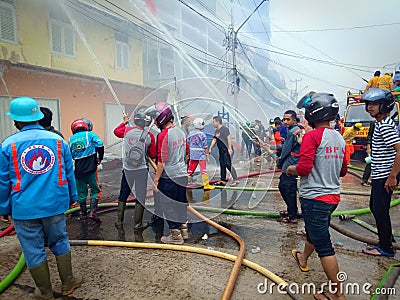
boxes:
[125,129,149,168]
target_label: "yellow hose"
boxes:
[73,240,288,287]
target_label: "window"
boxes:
[115,32,129,70]
[0,0,17,44]
[49,7,75,57]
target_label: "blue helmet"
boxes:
[7,97,44,122]
[81,118,93,131]
[361,88,395,115]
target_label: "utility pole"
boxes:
[230,0,266,142]
[290,78,302,101]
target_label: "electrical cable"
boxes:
[241,43,376,72]
[269,22,400,33]
[178,0,226,33]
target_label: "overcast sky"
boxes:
[264,0,399,106]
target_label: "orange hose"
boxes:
[148,158,246,300]
[188,206,245,300]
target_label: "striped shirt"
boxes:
[371,116,400,179]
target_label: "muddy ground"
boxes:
[1,159,399,299]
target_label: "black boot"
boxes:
[115,201,126,228]
[78,202,88,222]
[89,198,101,223]
[150,214,164,243]
[134,203,149,242]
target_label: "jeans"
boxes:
[301,198,337,257]
[370,178,394,254]
[14,214,70,268]
[278,173,298,219]
[219,151,238,182]
[158,176,188,230]
[117,170,131,203]
[124,168,148,206]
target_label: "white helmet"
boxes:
[193,118,205,129]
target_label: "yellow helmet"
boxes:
[354,123,363,129]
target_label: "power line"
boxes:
[241,42,374,72]
[268,22,400,33]
[272,22,365,81]
[178,0,226,33]
[87,0,232,67]
[252,50,359,90]
[195,0,228,27]
[238,40,295,104]
[65,1,232,80]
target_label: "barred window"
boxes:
[115,32,129,70]
[0,0,17,44]
[49,7,75,57]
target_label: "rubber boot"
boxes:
[28,261,54,300]
[201,174,215,190]
[115,201,126,228]
[78,202,88,222]
[89,198,101,223]
[150,214,164,243]
[56,252,83,296]
[134,203,149,242]
[161,229,184,245]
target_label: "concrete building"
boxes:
[0,0,162,145]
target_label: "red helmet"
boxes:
[71,119,89,134]
[155,102,173,129]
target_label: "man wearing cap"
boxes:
[0,97,82,299]
[343,123,363,165]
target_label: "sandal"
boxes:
[230,180,240,187]
[361,182,371,187]
[291,249,309,272]
[362,246,394,257]
[277,217,298,224]
[296,230,307,236]
[279,210,288,217]
[215,180,227,186]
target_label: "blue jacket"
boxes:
[279,126,288,142]
[69,131,104,178]
[278,125,301,173]
[0,125,77,220]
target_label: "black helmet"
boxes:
[298,92,339,125]
[361,88,395,115]
[134,111,150,128]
